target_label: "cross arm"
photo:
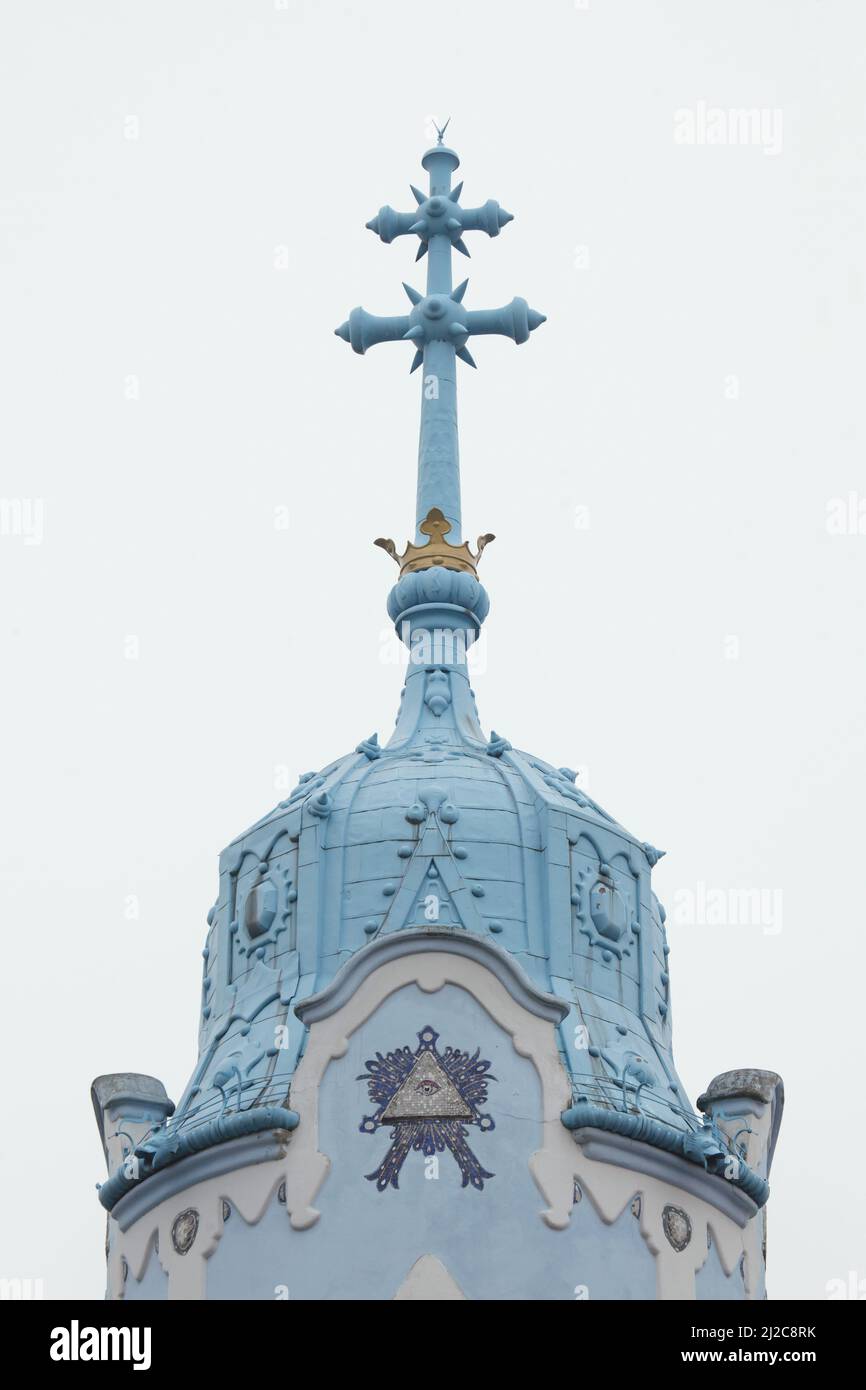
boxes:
[463,298,546,345]
[366,187,513,256]
[335,288,546,363]
[334,308,411,356]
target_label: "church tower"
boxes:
[92,130,783,1301]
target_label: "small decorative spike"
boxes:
[528,309,547,331]
[365,216,380,234]
[409,184,425,205]
[409,349,424,373]
[409,219,428,236]
[415,243,427,261]
[486,730,512,758]
[356,732,382,760]
[456,346,477,368]
[308,792,332,819]
[499,208,514,226]
[449,180,463,202]
[642,842,667,868]
[402,282,422,305]
[448,322,468,338]
[446,217,462,232]
[403,324,425,340]
[452,278,469,303]
[335,321,350,341]
[454,238,471,258]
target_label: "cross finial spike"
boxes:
[335,133,546,558]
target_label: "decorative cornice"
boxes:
[567,1129,758,1228]
[97,1105,299,1213]
[109,1131,289,1233]
[295,927,569,1026]
[561,1101,770,1208]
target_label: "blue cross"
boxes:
[335,128,546,543]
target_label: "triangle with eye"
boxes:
[381,1050,472,1120]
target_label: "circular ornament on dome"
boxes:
[171,1208,199,1256]
[662,1204,692,1252]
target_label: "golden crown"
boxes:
[375,507,495,578]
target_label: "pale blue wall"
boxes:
[124,1238,168,1301]
[205,984,657,1299]
[695,1236,748,1301]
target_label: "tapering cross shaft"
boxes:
[417,144,460,541]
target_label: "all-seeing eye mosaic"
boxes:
[358,1026,496,1191]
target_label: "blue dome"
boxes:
[98,641,739,1211]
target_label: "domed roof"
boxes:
[105,652,693,1197]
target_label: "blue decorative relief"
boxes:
[573,860,637,962]
[358,1026,496,1191]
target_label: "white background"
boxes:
[1,0,864,1301]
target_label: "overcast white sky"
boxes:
[1,0,864,1300]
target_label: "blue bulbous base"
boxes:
[387,567,490,630]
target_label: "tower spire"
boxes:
[336,128,546,550]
